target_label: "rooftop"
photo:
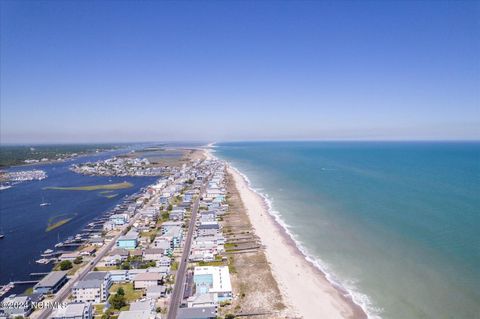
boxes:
[177,306,216,319]
[194,266,232,293]
[35,271,68,288]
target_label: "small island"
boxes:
[46,217,73,232]
[44,182,133,191]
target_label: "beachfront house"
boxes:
[72,272,111,303]
[187,293,216,308]
[196,222,220,237]
[205,189,223,199]
[33,271,68,294]
[193,266,232,302]
[177,306,217,319]
[116,230,139,250]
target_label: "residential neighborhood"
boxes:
[1,156,235,319]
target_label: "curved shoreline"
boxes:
[205,148,368,318]
[228,165,368,319]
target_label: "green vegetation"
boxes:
[171,261,179,270]
[24,287,33,295]
[109,292,126,310]
[0,144,120,168]
[73,256,83,264]
[44,182,133,191]
[46,218,73,232]
[139,261,157,269]
[140,229,158,239]
[109,283,142,305]
[161,211,170,221]
[59,260,73,270]
[95,266,117,271]
[228,256,237,274]
[224,243,237,249]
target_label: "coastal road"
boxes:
[167,178,209,319]
[35,185,167,319]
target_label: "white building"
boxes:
[51,303,93,319]
[72,272,111,303]
[193,266,232,302]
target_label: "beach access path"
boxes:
[226,165,367,319]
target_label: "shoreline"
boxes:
[205,149,368,319]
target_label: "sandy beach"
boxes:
[205,148,366,318]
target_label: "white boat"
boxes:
[0,185,11,191]
[40,196,51,206]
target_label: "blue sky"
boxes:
[1,1,479,143]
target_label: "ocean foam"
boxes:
[209,149,382,319]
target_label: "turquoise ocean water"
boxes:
[214,142,480,319]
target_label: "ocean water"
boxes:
[0,149,157,290]
[214,142,480,319]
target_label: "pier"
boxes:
[41,250,69,257]
[12,280,39,285]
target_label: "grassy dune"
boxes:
[44,181,133,191]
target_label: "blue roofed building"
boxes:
[116,230,138,250]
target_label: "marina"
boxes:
[0,149,157,292]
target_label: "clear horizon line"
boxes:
[1,138,480,146]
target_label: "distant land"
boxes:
[0,144,128,168]
[44,181,133,191]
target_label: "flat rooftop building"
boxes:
[51,302,93,319]
[33,271,68,294]
[193,266,232,302]
[177,306,216,319]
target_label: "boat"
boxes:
[40,196,51,206]
[0,185,12,191]
[0,282,14,297]
[43,249,54,254]
[0,234,4,239]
